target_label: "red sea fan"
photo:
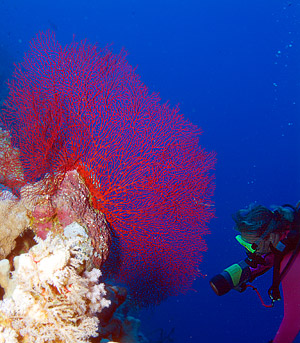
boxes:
[0,32,216,306]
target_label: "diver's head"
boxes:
[233,203,293,254]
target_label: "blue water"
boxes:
[0,0,299,342]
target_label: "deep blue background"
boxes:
[0,0,299,342]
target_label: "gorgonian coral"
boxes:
[1,32,216,306]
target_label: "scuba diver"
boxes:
[210,202,300,343]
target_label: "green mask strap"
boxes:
[235,235,256,253]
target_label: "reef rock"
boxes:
[21,170,111,266]
[0,196,29,259]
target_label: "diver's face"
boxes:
[241,232,281,254]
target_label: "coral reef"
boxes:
[0,141,147,342]
[0,223,110,343]
[0,221,148,343]
[0,170,147,343]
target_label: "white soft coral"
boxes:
[0,222,110,343]
[0,326,18,343]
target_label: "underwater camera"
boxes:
[210,236,274,296]
[210,254,274,296]
[210,260,251,296]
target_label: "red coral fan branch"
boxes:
[0,129,25,195]
[1,32,216,306]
